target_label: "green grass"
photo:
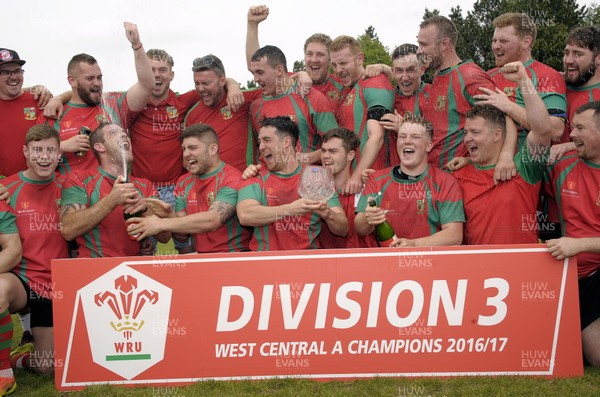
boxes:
[12,240,600,396]
[11,368,600,397]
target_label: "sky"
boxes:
[2,0,597,95]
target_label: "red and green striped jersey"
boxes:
[564,82,600,141]
[489,67,518,102]
[357,166,465,240]
[0,92,39,177]
[61,167,156,258]
[250,84,338,155]
[238,165,342,251]
[453,144,547,245]
[38,92,134,175]
[185,89,262,171]
[546,154,600,278]
[318,192,378,249]
[490,60,567,147]
[389,82,427,167]
[130,90,199,185]
[1,172,68,297]
[313,74,344,108]
[174,162,251,253]
[335,74,394,170]
[421,61,495,168]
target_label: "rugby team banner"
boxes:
[52,245,583,390]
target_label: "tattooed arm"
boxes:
[125,200,236,240]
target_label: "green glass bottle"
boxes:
[368,199,397,247]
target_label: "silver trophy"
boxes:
[298,166,335,201]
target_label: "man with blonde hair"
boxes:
[329,35,394,194]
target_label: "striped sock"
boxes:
[0,311,13,378]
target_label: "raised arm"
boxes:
[123,21,154,112]
[246,5,269,70]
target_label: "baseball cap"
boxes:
[0,48,26,66]
[192,54,225,74]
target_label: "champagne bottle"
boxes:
[368,197,397,247]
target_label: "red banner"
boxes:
[52,245,583,390]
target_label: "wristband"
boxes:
[132,43,143,51]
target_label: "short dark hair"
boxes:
[400,114,434,141]
[574,101,600,130]
[566,26,600,58]
[90,123,116,161]
[192,54,225,76]
[466,105,507,136]
[146,49,174,68]
[25,124,60,146]
[67,53,98,75]
[251,45,287,72]
[420,16,458,46]
[181,123,219,147]
[392,43,418,60]
[261,116,298,148]
[322,128,359,153]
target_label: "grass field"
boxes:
[11,366,600,397]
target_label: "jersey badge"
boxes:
[23,107,36,120]
[343,94,354,107]
[167,106,178,119]
[96,113,110,124]
[220,106,232,120]
[435,96,447,111]
[327,90,339,101]
[503,86,516,98]
[207,191,215,205]
[416,199,425,215]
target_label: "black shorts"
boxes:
[579,270,600,330]
[9,272,53,328]
[29,293,53,328]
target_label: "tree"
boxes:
[293,60,305,73]
[240,80,257,90]
[357,26,391,67]
[423,0,588,71]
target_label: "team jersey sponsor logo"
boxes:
[435,96,447,111]
[416,199,426,215]
[503,86,516,98]
[561,180,579,198]
[96,114,110,124]
[327,90,339,101]
[207,191,215,205]
[403,111,414,120]
[166,106,178,120]
[80,266,172,380]
[220,106,233,120]
[24,107,36,120]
